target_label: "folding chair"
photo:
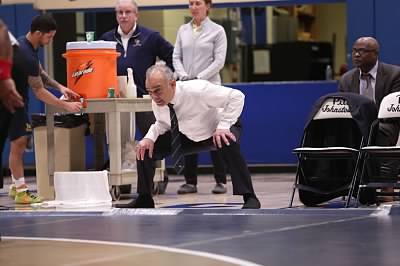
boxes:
[352,91,400,206]
[289,93,377,207]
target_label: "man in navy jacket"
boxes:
[100,0,173,99]
[100,0,173,195]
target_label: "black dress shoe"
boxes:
[114,195,155,208]
[242,195,261,209]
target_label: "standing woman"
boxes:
[173,0,228,194]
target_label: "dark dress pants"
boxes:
[358,120,400,204]
[376,120,400,178]
[136,122,255,196]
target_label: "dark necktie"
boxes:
[168,103,184,174]
[361,73,374,101]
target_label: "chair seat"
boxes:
[361,146,400,157]
[362,146,400,151]
[361,182,400,188]
[293,147,358,157]
[295,183,350,195]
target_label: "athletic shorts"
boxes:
[8,106,32,141]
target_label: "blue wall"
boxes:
[347,0,400,66]
[196,81,337,165]
[232,81,337,164]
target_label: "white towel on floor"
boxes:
[41,170,111,208]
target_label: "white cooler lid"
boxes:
[66,41,117,50]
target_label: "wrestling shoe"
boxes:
[15,190,43,204]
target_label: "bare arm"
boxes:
[29,75,82,112]
[0,20,12,60]
[0,19,24,112]
[39,63,62,89]
[39,63,80,99]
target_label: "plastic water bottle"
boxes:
[126,68,137,98]
[325,65,333,80]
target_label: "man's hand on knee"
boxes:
[136,138,154,160]
[213,129,236,148]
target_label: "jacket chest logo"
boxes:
[132,39,142,47]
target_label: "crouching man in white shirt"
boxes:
[115,61,261,209]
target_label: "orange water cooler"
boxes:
[63,41,120,98]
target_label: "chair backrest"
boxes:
[305,97,361,149]
[378,91,400,119]
[313,97,352,120]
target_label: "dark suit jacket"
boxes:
[338,62,400,108]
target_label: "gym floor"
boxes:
[1,173,399,266]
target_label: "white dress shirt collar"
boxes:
[117,24,136,38]
[117,24,136,52]
[169,85,182,106]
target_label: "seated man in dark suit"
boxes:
[339,36,400,202]
[116,61,261,209]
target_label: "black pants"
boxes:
[375,120,400,178]
[136,122,255,196]
[183,150,226,185]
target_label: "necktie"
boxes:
[361,73,374,101]
[168,103,185,174]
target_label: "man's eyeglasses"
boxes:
[352,48,376,55]
[116,10,135,16]
[147,88,163,97]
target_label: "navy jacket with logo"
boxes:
[100,25,173,97]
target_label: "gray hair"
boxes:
[146,61,175,81]
[116,0,138,12]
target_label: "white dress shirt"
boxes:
[117,24,136,56]
[144,79,244,142]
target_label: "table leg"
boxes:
[108,111,122,185]
[46,111,55,187]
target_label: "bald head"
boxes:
[355,37,380,53]
[352,36,380,73]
